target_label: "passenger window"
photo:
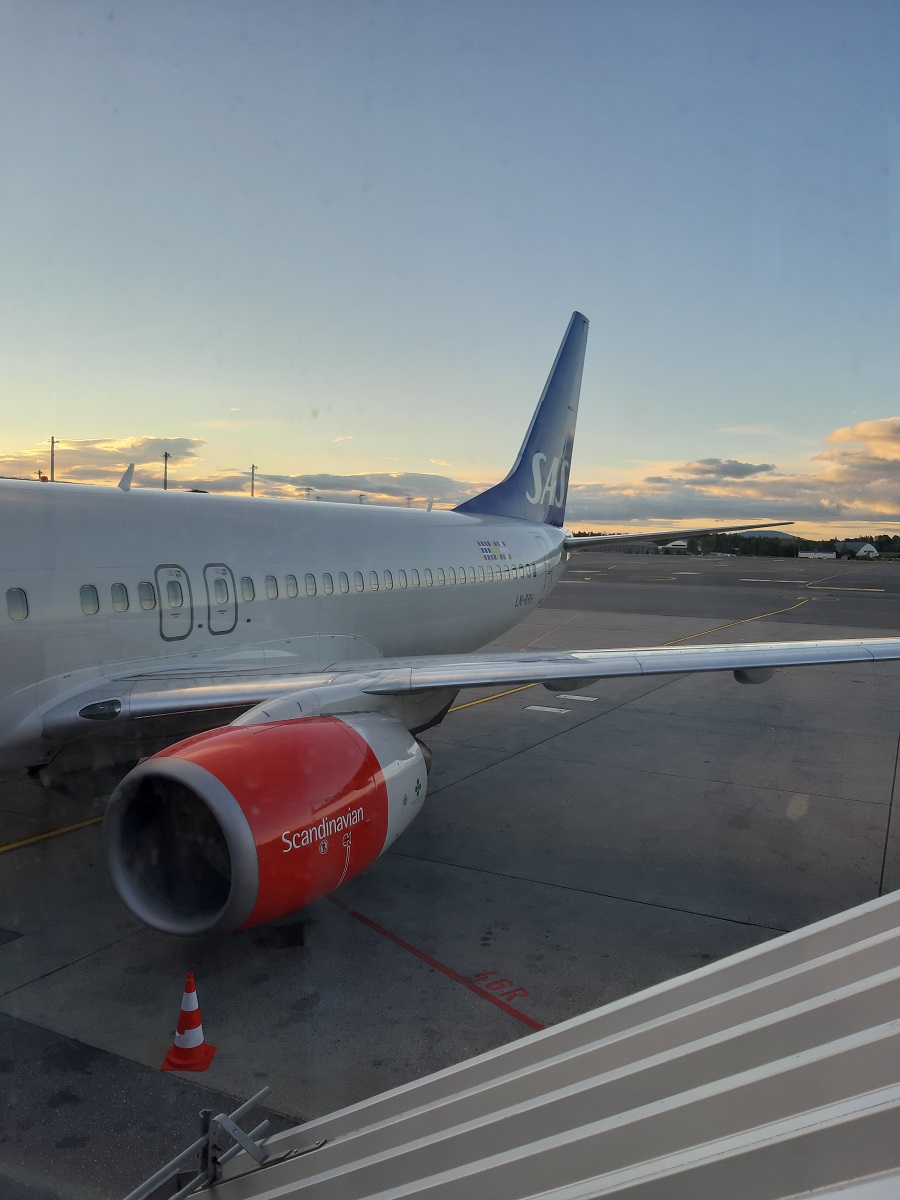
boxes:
[80,584,99,615]
[167,580,184,608]
[437,568,445,585]
[468,566,476,583]
[411,569,420,588]
[323,572,334,595]
[448,568,457,584]
[286,574,298,598]
[240,576,255,602]
[305,573,317,597]
[354,571,364,592]
[266,575,278,599]
[139,581,157,609]
[6,588,27,620]
[398,569,407,589]
[487,566,494,581]
[369,571,379,591]
[384,570,393,590]
[478,566,485,581]
[503,566,511,580]
[339,572,350,593]
[111,583,129,611]
[511,566,518,580]
[424,568,433,586]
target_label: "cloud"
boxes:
[679,458,775,480]
[7,414,900,533]
[429,458,450,466]
[564,419,900,529]
[0,436,205,485]
[332,435,353,443]
[827,417,900,450]
[255,470,471,505]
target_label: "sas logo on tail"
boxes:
[525,453,569,507]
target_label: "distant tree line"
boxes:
[570,532,900,558]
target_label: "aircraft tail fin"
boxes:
[454,312,588,527]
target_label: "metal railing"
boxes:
[122,1086,322,1200]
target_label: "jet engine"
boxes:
[104,712,427,935]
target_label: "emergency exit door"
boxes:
[203,563,238,634]
[154,564,194,641]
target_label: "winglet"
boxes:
[454,312,588,527]
[117,463,135,492]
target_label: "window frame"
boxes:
[80,583,100,615]
[6,588,28,621]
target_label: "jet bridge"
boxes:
[210,890,900,1198]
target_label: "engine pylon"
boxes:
[161,972,216,1072]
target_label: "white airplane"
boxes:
[3,312,899,937]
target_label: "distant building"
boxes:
[662,539,689,554]
[835,541,879,559]
[798,551,836,559]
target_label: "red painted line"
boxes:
[519,613,579,651]
[328,897,545,1032]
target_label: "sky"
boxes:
[1,0,899,536]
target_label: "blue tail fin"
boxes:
[454,312,588,527]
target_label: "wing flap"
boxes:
[361,638,898,694]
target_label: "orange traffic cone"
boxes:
[161,972,216,1071]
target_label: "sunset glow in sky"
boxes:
[2,1,899,536]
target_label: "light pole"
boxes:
[163,451,171,490]
[251,464,259,497]
[50,436,57,481]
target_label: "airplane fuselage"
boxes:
[0,479,567,771]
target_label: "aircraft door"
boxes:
[154,564,194,642]
[204,563,238,634]
[534,534,554,602]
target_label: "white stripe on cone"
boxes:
[175,1026,205,1049]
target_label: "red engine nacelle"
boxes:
[104,713,427,935]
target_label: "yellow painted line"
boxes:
[450,683,537,711]
[0,814,104,855]
[662,597,812,645]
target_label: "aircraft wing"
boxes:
[564,521,793,549]
[359,637,900,693]
[45,636,900,743]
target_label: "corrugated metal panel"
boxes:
[212,891,900,1199]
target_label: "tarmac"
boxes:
[1,552,899,1199]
